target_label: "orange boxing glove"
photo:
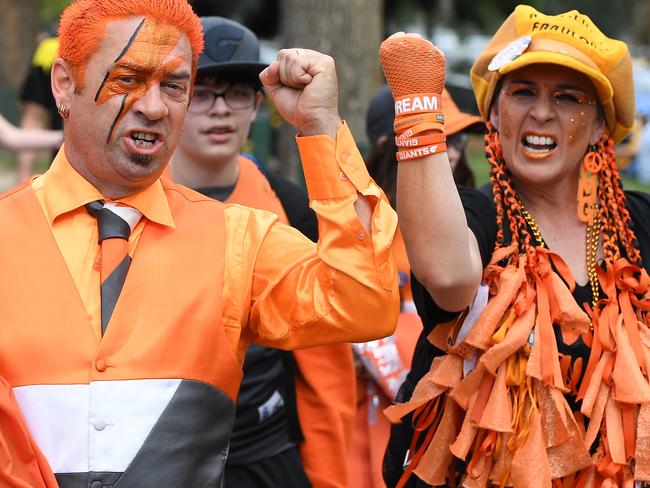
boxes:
[379,35,447,161]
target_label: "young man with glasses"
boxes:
[169,17,355,488]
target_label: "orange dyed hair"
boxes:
[58,0,204,86]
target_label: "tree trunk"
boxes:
[275,0,384,182]
[0,0,38,89]
[0,0,39,125]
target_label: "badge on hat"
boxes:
[488,36,531,71]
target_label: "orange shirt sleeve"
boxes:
[293,344,356,488]
[222,122,400,357]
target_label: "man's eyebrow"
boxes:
[165,70,192,82]
[109,63,191,81]
[110,62,149,73]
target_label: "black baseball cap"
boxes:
[366,85,395,146]
[198,17,268,80]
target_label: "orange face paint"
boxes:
[95,18,187,144]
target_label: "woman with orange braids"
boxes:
[380,5,650,487]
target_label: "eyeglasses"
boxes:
[502,83,597,111]
[188,84,257,113]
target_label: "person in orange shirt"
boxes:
[0,1,399,487]
[348,85,483,488]
[169,17,355,488]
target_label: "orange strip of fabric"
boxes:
[621,405,636,460]
[397,397,444,488]
[538,248,576,290]
[470,373,495,425]
[596,425,624,481]
[560,355,583,395]
[507,380,536,453]
[577,305,602,400]
[598,266,619,352]
[602,355,615,385]
[553,478,567,488]
[620,288,646,370]
[491,310,514,344]
[535,275,556,385]
[614,259,648,372]
[466,430,497,480]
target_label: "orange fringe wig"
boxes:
[386,125,650,487]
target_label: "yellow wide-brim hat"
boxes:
[471,5,634,143]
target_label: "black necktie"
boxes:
[85,201,142,335]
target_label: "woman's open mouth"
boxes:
[521,133,557,158]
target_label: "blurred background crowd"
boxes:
[1,0,650,190]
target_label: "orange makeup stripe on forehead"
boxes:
[95,18,187,144]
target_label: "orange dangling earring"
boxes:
[577,144,602,224]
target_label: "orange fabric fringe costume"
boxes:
[387,127,650,487]
[381,6,648,487]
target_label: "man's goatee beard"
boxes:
[129,152,154,166]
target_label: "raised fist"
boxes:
[379,34,448,160]
[260,48,342,138]
[379,33,446,99]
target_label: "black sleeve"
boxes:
[624,191,650,271]
[411,185,497,334]
[19,65,62,131]
[265,171,318,242]
[20,66,53,109]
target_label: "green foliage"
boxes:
[37,0,69,31]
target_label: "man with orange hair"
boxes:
[0,0,399,487]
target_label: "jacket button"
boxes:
[93,420,107,431]
[95,359,107,372]
[90,481,103,488]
